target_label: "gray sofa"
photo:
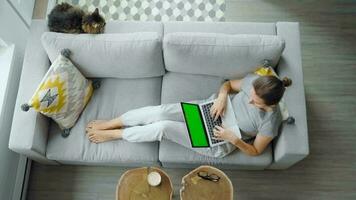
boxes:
[8,20,309,170]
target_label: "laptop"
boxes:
[181,97,241,148]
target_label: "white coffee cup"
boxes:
[147,171,161,186]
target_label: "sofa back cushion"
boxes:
[41,32,165,78]
[163,22,276,35]
[163,33,285,79]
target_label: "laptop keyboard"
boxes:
[201,102,223,144]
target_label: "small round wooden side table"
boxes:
[180,165,233,200]
[116,167,173,200]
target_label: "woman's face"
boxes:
[249,88,267,109]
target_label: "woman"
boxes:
[86,73,291,158]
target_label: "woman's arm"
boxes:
[210,79,243,120]
[219,79,243,96]
[213,126,273,156]
[231,134,272,156]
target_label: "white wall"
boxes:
[0,0,32,199]
[7,0,35,26]
[0,0,30,53]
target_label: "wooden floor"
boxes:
[27,0,356,199]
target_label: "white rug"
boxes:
[58,0,226,21]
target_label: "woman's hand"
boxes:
[213,125,237,143]
[210,95,227,121]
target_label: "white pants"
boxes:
[120,94,236,158]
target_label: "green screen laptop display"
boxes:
[181,103,210,148]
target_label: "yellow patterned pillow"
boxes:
[21,49,93,137]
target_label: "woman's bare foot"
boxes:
[87,129,123,143]
[86,120,107,130]
[86,118,124,131]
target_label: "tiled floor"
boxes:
[36,0,226,21]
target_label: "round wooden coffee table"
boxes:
[116,167,173,200]
[180,165,233,200]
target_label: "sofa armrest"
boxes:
[267,22,309,169]
[8,20,57,164]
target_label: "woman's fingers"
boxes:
[214,111,220,121]
[213,130,221,140]
[210,106,217,117]
[211,102,226,120]
[213,127,223,134]
[215,125,223,131]
[210,105,215,114]
[211,110,216,119]
[213,108,219,117]
[215,108,224,120]
[214,110,221,119]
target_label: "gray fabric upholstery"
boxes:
[163,32,285,78]
[159,140,272,169]
[42,32,165,78]
[8,20,308,169]
[161,72,224,104]
[267,22,309,169]
[8,20,57,164]
[46,77,162,166]
[163,22,276,35]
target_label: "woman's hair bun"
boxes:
[282,77,292,87]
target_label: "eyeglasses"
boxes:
[197,171,220,182]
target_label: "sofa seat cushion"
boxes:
[46,77,162,166]
[161,72,224,104]
[159,140,272,169]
